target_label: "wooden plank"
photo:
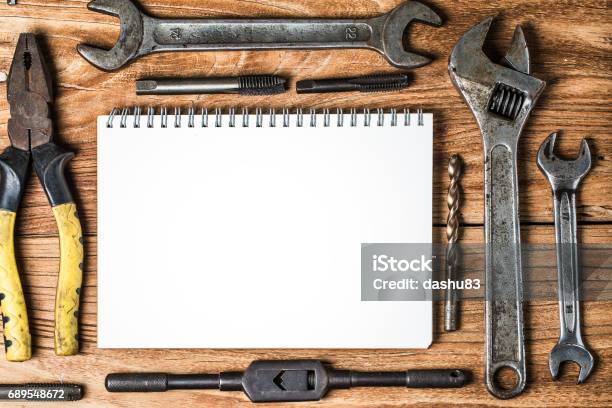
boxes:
[0,1,610,407]
[0,225,610,407]
[0,0,610,235]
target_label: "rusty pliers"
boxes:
[0,33,83,361]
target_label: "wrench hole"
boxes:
[493,366,519,391]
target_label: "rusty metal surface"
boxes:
[76,0,442,71]
[537,133,595,384]
[448,17,546,399]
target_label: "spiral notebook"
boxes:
[97,107,433,349]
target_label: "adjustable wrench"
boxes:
[78,0,441,72]
[537,133,595,383]
[449,18,545,399]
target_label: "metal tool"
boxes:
[445,154,463,332]
[448,19,546,399]
[0,33,84,361]
[77,0,442,72]
[136,75,287,95]
[0,383,82,402]
[106,360,467,403]
[537,133,595,383]
[296,73,410,94]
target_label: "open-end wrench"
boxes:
[537,133,595,384]
[77,0,442,72]
[449,18,546,399]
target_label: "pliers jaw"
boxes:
[7,33,54,151]
[4,33,74,208]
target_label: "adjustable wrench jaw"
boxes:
[448,17,545,150]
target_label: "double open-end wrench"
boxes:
[449,18,546,399]
[77,0,442,71]
[537,133,595,384]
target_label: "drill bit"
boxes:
[445,154,463,332]
[135,75,287,95]
[296,73,410,94]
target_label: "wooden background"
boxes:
[0,0,610,406]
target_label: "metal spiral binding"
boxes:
[107,108,119,128]
[228,107,235,128]
[202,108,209,127]
[119,108,129,128]
[106,107,426,128]
[188,107,195,128]
[134,106,141,128]
[337,108,344,127]
[174,107,181,128]
[215,108,222,127]
[269,108,276,128]
[297,108,304,127]
[242,108,249,127]
[147,107,154,128]
[160,107,168,128]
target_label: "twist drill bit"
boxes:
[445,154,463,332]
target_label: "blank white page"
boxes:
[97,110,433,348]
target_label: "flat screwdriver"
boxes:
[106,360,467,402]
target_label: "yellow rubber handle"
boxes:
[0,210,32,362]
[52,203,84,356]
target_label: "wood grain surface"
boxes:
[0,0,610,407]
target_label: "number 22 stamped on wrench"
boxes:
[449,18,546,398]
[537,133,595,384]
